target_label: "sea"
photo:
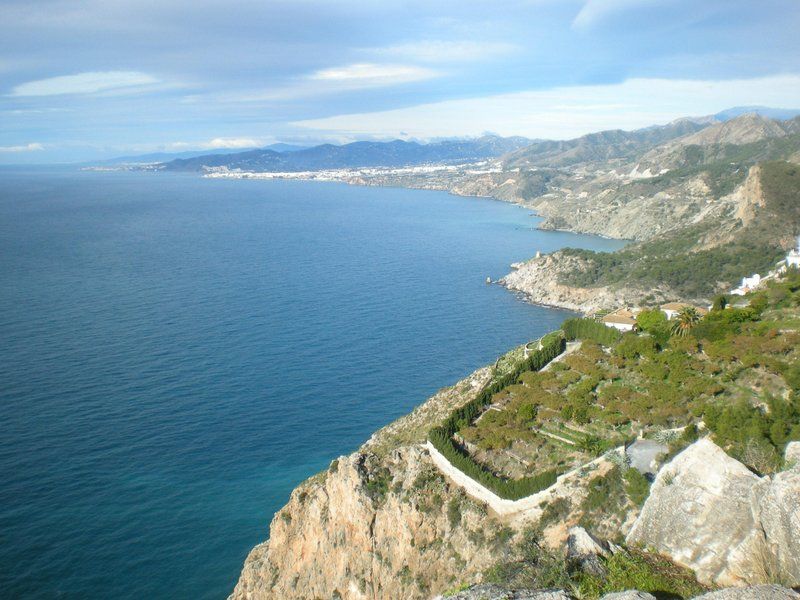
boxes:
[0,168,625,599]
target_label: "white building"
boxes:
[660,302,709,320]
[601,308,637,332]
[787,236,800,268]
[731,273,762,296]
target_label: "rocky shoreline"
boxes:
[499,251,667,315]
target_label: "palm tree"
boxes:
[671,306,701,337]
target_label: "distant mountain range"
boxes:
[158,135,533,172]
[150,107,800,175]
[713,105,800,122]
[95,143,307,166]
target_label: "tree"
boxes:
[712,294,728,311]
[671,306,701,337]
[636,309,668,332]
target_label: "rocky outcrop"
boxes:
[696,585,799,600]
[731,166,766,228]
[440,586,572,600]
[230,364,639,600]
[499,251,670,313]
[442,585,799,600]
[626,439,800,588]
[566,526,611,576]
[756,464,800,585]
[230,446,506,600]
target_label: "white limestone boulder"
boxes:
[626,439,761,586]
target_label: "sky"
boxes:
[1,0,800,162]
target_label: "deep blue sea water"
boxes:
[0,168,625,599]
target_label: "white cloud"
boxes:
[167,137,263,151]
[202,137,262,149]
[197,63,439,104]
[309,63,437,84]
[9,71,159,97]
[291,74,800,140]
[371,40,518,63]
[572,0,662,29]
[0,142,44,152]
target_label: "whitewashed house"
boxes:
[661,302,709,320]
[786,236,800,268]
[601,308,637,332]
[730,273,762,296]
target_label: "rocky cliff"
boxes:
[229,362,639,600]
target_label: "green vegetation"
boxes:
[446,497,462,528]
[485,529,706,599]
[428,333,566,500]
[671,306,702,337]
[562,318,622,345]
[624,468,651,507]
[578,549,707,599]
[430,272,800,504]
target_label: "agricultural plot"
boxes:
[456,274,800,484]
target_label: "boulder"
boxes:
[567,526,611,558]
[753,467,800,585]
[693,584,800,599]
[627,438,800,588]
[599,592,656,600]
[440,585,571,600]
[567,526,610,576]
[626,439,761,586]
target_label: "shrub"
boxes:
[447,498,461,528]
[614,334,657,360]
[562,318,622,345]
[538,497,572,530]
[624,468,651,507]
[577,550,706,599]
[636,309,667,333]
[517,402,538,424]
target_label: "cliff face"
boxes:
[229,369,500,600]
[230,447,503,600]
[229,362,638,600]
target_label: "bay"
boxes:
[0,169,625,599]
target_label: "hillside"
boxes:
[502,119,708,170]
[230,272,800,599]
[502,160,799,310]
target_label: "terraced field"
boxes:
[455,270,800,481]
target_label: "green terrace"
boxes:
[429,270,800,500]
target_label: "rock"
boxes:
[753,467,800,585]
[567,526,610,576]
[784,441,800,467]
[626,439,761,587]
[440,585,571,600]
[627,439,800,588]
[567,526,610,559]
[599,592,657,600]
[693,584,800,599]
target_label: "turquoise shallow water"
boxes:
[0,169,625,599]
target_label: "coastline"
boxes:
[200,168,637,314]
